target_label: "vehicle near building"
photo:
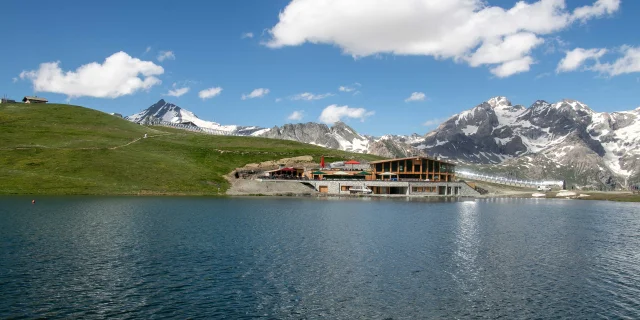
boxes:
[537,185,552,192]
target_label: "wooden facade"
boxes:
[265,167,304,178]
[369,156,455,182]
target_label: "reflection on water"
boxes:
[0,196,639,318]
[453,201,480,301]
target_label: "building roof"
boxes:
[369,156,456,166]
[265,167,303,173]
[23,96,48,102]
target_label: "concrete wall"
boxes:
[305,181,480,197]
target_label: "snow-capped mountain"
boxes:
[258,122,418,158]
[416,97,640,187]
[126,99,265,135]
[126,100,416,157]
[127,98,639,188]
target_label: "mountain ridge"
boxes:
[127,98,640,188]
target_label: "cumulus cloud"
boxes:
[490,56,535,78]
[165,83,190,97]
[241,32,254,39]
[266,0,620,77]
[573,0,620,21]
[157,50,175,62]
[287,110,304,121]
[290,92,334,101]
[319,104,374,124]
[556,46,640,76]
[405,92,426,102]
[556,48,608,72]
[241,88,270,100]
[591,46,640,76]
[12,77,18,83]
[199,87,223,100]
[18,51,164,99]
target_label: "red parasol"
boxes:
[344,159,360,170]
[320,156,325,169]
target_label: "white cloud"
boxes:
[405,92,426,102]
[242,88,270,100]
[275,98,283,102]
[466,32,544,69]
[266,0,620,77]
[556,48,608,72]
[573,0,620,21]
[12,77,18,83]
[423,117,447,128]
[157,50,175,62]
[18,51,164,99]
[165,83,190,97]
[319,104,374,124]
[339,86,354,92]
[591,46,640,76]
[144,46,151,54]
[241,32,254,39]
[490,56,535,78]
[338,82,362,93]
[199,87,223,100]
[290,92,334,101]
[288,110,304,121]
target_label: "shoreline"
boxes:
[2,191,638,202]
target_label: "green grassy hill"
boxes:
[0,103,381,195]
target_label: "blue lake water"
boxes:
[1,196,639,319]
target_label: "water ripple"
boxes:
[0,197,639,318]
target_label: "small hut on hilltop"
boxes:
[22,96,48,104]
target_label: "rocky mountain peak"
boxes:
[555,99,593,113]
[331,121,357,134]
[487,96,511,108]
[531,100,551,108]
[127,99,265,135]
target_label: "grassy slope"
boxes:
[0,103,382,195]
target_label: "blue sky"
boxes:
[2,0,639,136]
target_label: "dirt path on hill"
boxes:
[0,133,172,151]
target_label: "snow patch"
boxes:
[462,125,479,135]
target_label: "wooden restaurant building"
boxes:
[369,156,456,182]
[301,156,475,196]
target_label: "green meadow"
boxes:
[0,103,381,195]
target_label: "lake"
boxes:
[1,197,639,319]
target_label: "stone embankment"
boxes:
[226,156,319,196]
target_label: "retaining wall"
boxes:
[304,181,480,197]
